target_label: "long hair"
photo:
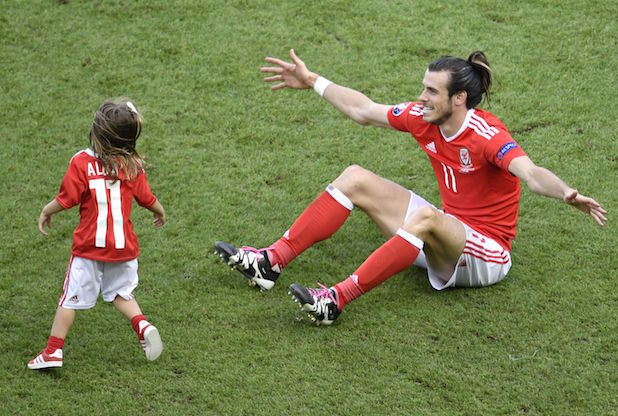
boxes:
[89,99,144,181]
[428,51,492,109]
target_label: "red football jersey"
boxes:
[388,102,527,251]
[55,148,157,262]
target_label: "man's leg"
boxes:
[215,182,353,290]
[216,164,410,290]
[290,171,467,324]
[331,165,413,238]
[334,206,466,308]
[290,165,425,324]
[268,183,354,269]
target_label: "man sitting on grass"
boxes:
[215,49,606,325]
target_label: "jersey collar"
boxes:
[440,108,474,142]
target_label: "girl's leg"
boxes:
[28,307,75,369]
[113,296,162,361]
[50,306,76,339]
[112,296,142,319]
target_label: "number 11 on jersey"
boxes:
[89,179,125,249]
[441,162,458,193]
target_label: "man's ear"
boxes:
[454,91,467,107]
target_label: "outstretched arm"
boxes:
[261,49,392,128]
[38,198,66,236]
[509,156,607,226]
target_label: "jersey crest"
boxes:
[459,147,475,173]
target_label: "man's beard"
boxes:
[427,106,453,126]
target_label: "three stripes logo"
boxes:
[469,113,499,140]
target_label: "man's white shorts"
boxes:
[405,191,512,290]
[58,256,139,309]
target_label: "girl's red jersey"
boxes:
[388,102,527,251]
[55,149,157,262]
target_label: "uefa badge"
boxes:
[392,102,409,117]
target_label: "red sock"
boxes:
[269,188,352,269]
[334,231,422,309]
[130,314,147,335]
[45,336,64,354]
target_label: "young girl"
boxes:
[28,99,166,369]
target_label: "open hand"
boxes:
[564,189,607,226]
[261,49,316,91]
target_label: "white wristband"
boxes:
[313,76,333,97]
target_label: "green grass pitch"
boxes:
[0,1,615,414]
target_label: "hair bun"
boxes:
[468,51,488,66]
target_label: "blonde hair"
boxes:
[89,99,144,181]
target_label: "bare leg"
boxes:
[50,306,76,339]
[28,307,72,369]
[332,165,412,238]
[113,296,142,319]
[404,206,466,281]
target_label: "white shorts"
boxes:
[405,191,512,290]
[58,256,139,309]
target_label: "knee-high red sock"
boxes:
[334,229,423,309]
[269,185,352,269]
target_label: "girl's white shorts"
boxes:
[58,255,139,309]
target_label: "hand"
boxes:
[38,210,52,236]
[153,212,165,227]
[261,49,316,91]
[564,189,607,226]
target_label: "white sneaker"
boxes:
[28,348,63,370]
[138,321,163,361]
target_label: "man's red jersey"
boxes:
[55,149,157,262]
[387,102,527,251]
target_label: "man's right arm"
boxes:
[319,81,392,128]
[261,49,392,128]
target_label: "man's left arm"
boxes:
[508,156,607,226]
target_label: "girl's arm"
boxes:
[147,199,166,227]
[38,199,66,236]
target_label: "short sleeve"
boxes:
[132,171,157,208]
[387,102,415,132]
[56,158,87,209]
[484,132,527,171]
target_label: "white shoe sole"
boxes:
[28,360,63,370]
[143,326,163,361]
[251,276,275,291]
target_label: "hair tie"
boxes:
[126,101,138,114]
